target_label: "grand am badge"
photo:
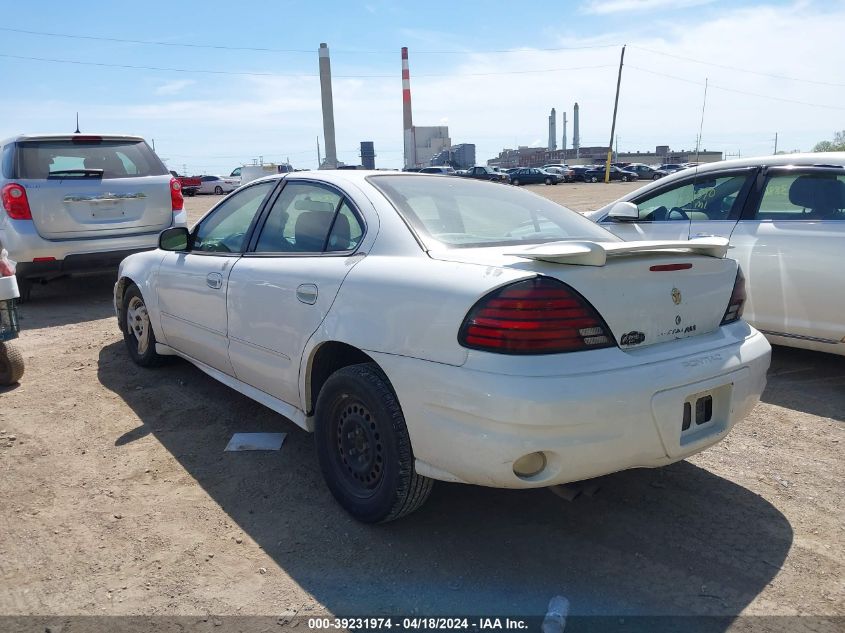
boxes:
[671,287,682,305]
[620,331,646,346]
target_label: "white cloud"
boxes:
[581,0,715,15]
[154,79,196,96]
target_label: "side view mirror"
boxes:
[159,226,190,251]
[608,201,639,221]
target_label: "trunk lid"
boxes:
[13,136,173,240]
[429,241,737,350]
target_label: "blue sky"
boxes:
[1,0,842,173]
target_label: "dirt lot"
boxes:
[0,182,842,625]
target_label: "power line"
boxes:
[627,66,845,111]
[628,44,845,88]
[0,52,614,78]
[0,26,618,55]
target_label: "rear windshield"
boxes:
[15,138,168,179]
[369,175,619,249]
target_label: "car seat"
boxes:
[294,210,335,252]
[788,175,845,220]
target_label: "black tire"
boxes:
[653,174,661,180]
[214,186,224,195]
[621,175,628,182]
[121,284,165,367]
[590,175,598,183]
[315,363,433,523]
[544,177,552,185]
[0,341,24,385]
[511,178,520,186]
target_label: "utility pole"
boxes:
[317,136,322,168]
[773,133,778,155]
[604,45,625,183]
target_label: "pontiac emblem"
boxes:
[671,287,682,305]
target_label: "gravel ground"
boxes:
[0,182,842,625]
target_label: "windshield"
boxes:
[369,175,619,249]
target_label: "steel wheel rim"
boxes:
[334,398,384,495]
[126,296,151,355]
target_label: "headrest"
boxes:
[294,197,335,213]
[788,176,845,210]
[294,211,334,252]
[327,213,351,251]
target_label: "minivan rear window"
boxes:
[14,139,169,179]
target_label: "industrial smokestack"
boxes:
[548,108,557,151]
[562,111,567,157]
[318,43,338,168]
[402,47,416,169]
[573,102,580,159]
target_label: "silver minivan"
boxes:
[0,134,187,299]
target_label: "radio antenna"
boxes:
[74,112,80,134]
[695,78,708,167]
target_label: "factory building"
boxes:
[488,145,723,168]
[431,143,476,170]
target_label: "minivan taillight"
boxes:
[1,183,32,220]
[721,267,746,325]
[459,277,615,354]
[170,178,184,212]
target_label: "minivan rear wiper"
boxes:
[47,169,104,179]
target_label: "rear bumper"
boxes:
[15,248,152,279]
[1,210,186,278]
[370,324,771,488]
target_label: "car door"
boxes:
[155,180,277,373]
[599,169,755,242]
[728,166,845,347]
[226,180,368,406]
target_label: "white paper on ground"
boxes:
[224,432,287,452]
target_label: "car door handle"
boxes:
[296,283,318,305]
[206,272,223,289]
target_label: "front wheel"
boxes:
[511,178,520,186]
[0,341,24,385]
[590,175,598,183]
[121,285,165,367]
[653,174,661,180]
[621,176,628,182]
[315,363,433,523]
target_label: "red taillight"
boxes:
[721,267,746,325]
[650,263,693,272]
[170,178,184,212]
[1,183,32,220]
[459,277,615,354]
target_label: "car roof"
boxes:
[1,133,146,144]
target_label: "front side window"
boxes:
[630,173,751,222]
[254,182,363,254]
[370,175,617,249]
[192,181,275,253]
[753,172,845,221]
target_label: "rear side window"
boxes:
[1,144,13,179]
[753,172,845,221]
[14,138,168,179]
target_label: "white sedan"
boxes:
[197,175,240,195]
[114,172,770,522]
[588,153,845,356]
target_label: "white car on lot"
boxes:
[588,153,845,356]
[1,134,187,300]
[198,175,240,195]
[114,172,770,522]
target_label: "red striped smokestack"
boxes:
[402,47,415,169]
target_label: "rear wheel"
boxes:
[15,277,32,303]
[590,175,599,183]
[214,185,224,195]
[315,363,433,523]
[121,285,165,367]
[621,175,629,182]
[544,177,552,185]
[0,342,24,385]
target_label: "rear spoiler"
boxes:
[507,237,729,266]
